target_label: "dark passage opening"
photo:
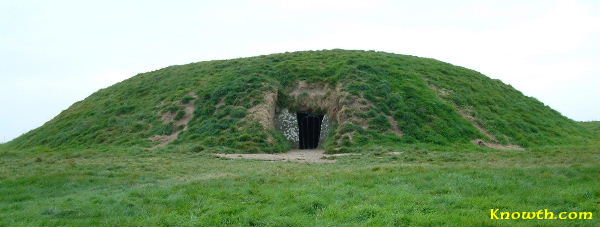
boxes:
[297,112,324,149]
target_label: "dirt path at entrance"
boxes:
[214,149,359,163]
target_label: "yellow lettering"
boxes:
[559,212,567,219]
[511,212,520,219]
[568,212,578,219]
[490,209,499,219]
[489,209,592,220]
[522,212,536,219]
[580,212,593,220]
[545,209,556,219]
[536,210,544,219]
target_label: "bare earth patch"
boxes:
[428,84,523,150]
[214,149,359,163]
[149,92,198,149]
[472,139,524,150]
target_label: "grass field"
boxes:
[1,141,598,226]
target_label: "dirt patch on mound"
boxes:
[149,92,198,149]
[288,81,346,121]
[387,115,404,137]
[428,83,523,150]
[214,149,359,163]
[457,109,498,142]
[460,109,523,150]
[472,139,523,150]
[247,91,278,130]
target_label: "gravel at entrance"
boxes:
[214,149,358,163]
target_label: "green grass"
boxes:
[3,50,594,153]
[0,142,598,226]
[578,121,599,136]
[1,50,597,225]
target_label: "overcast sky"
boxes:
[0,0,598,143]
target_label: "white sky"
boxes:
[0,0,598,143]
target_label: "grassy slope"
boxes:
[420,61,592,146]
[0,143,598,226]
[578,121,599,136]
[5,50,593,153]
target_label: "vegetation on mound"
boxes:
[4,50,595,153]
[578,121,599,136]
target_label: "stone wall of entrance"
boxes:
[275,108,330,149]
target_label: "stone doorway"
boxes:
[297,112,324,149]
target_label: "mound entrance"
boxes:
[274,108,330,150]
[297,112,324,149]
[271,82,339,150]
[254,81,402,151]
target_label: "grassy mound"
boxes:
[4,50,594,153]
[578,121,599,136]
